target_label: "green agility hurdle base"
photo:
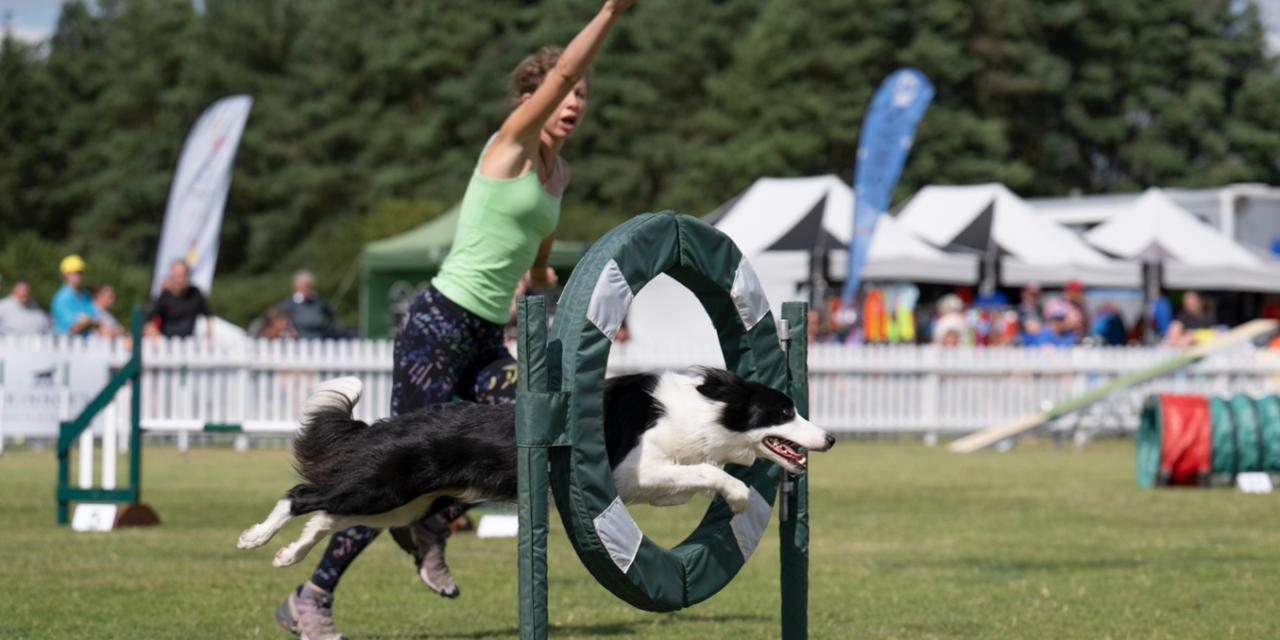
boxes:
[515,212,811,639]
[56,306,159,527]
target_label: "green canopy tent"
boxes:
[360,205,588,338]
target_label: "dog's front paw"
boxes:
[722,481,752,514]
[273,545,302,567]
[238,526,271,550]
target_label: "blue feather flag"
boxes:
[842,68,934,305]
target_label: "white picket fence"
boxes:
[608,341,1280,433]
[0,336,395,459]
[5,336,1280,450]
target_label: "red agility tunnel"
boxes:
[1136,394,1212,488]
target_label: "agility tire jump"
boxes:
[515,212,810,639]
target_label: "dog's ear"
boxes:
[693,367,742,404]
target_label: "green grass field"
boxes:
[2,439,1278,639]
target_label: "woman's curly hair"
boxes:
[505,46,593,106]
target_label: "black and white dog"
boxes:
[238,367,834,568]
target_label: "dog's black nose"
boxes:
[823,433,836,450]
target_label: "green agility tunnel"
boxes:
[514,211,811,640]
[1214,394,1280,475]
[1138,392,1280,487]
[1136,394,1212,488]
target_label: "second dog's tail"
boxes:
[293,377,365,485]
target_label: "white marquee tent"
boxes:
[623,176,978,348]
[896,183,1142,288]
[1084,188,1280,292]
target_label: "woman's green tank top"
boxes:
[432,136,562,324]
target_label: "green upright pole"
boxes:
[516,295,550,640]
[128,306,143,499]
[780,302,809,640]
[57,445,70,525]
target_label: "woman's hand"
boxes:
[530,267,559,289]
[606,0,637,14]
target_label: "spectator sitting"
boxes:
[973,288,1008,308]
[254,305,298,340]
[0,278,52,336]
[1016,282,1043,324]
[940,329,961,347]
[280,270,335,339]
[1063,279,1089,338]
[1019,317,1047,345]
[1090,302,1126,346]
[146,260,212,338]
[1148,292,1173,337]
[807,308,822,345]
[1023,300,1079,346]
[987,310,1020,346]
[1166,290,1218,347]
[51,255,100,336]
[92,284,127,339]
[931,293,969,346]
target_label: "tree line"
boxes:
[1,0,1276,327]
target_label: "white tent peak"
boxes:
[1083,187,1280,292]
[1086,187,1262,268]
[712,175,853,256]
[708,175,976,284]
[896,183,1140,287]
[621,175,977,350]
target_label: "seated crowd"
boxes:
[810,279,1238,348]
[0,255,344,341]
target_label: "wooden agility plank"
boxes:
[948,319,1278,453]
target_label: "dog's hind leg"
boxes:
[238,499,295,550]
[273,513,356,568]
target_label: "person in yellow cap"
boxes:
[52,254,100,336]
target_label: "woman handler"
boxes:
[274,2,637,639]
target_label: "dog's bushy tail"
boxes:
[293,377,366,485]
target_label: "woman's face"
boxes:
[95,286,115,309]
[532,79,589,142]
[1183,292,1203,314]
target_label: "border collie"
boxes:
[238,367,834,569]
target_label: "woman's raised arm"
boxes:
[484,1,635,173]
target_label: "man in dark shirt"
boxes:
[1166,290,1218,347]
[1015,281,1043,324]
[146,260,212,338]
[279,270,335,339]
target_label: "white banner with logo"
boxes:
[2,353,109,437]
[150,95,254,298]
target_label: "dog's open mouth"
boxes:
[765,436,807,470]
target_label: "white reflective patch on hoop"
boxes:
[731,257,769,331]
[594,497,644,573]
[587,259,633,341]
[730,487,771,562]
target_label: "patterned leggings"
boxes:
[308,286,517,593]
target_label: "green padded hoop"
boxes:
[517,212,788,612]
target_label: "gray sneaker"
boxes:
[274,584,348,640]
[411,519,460,598]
